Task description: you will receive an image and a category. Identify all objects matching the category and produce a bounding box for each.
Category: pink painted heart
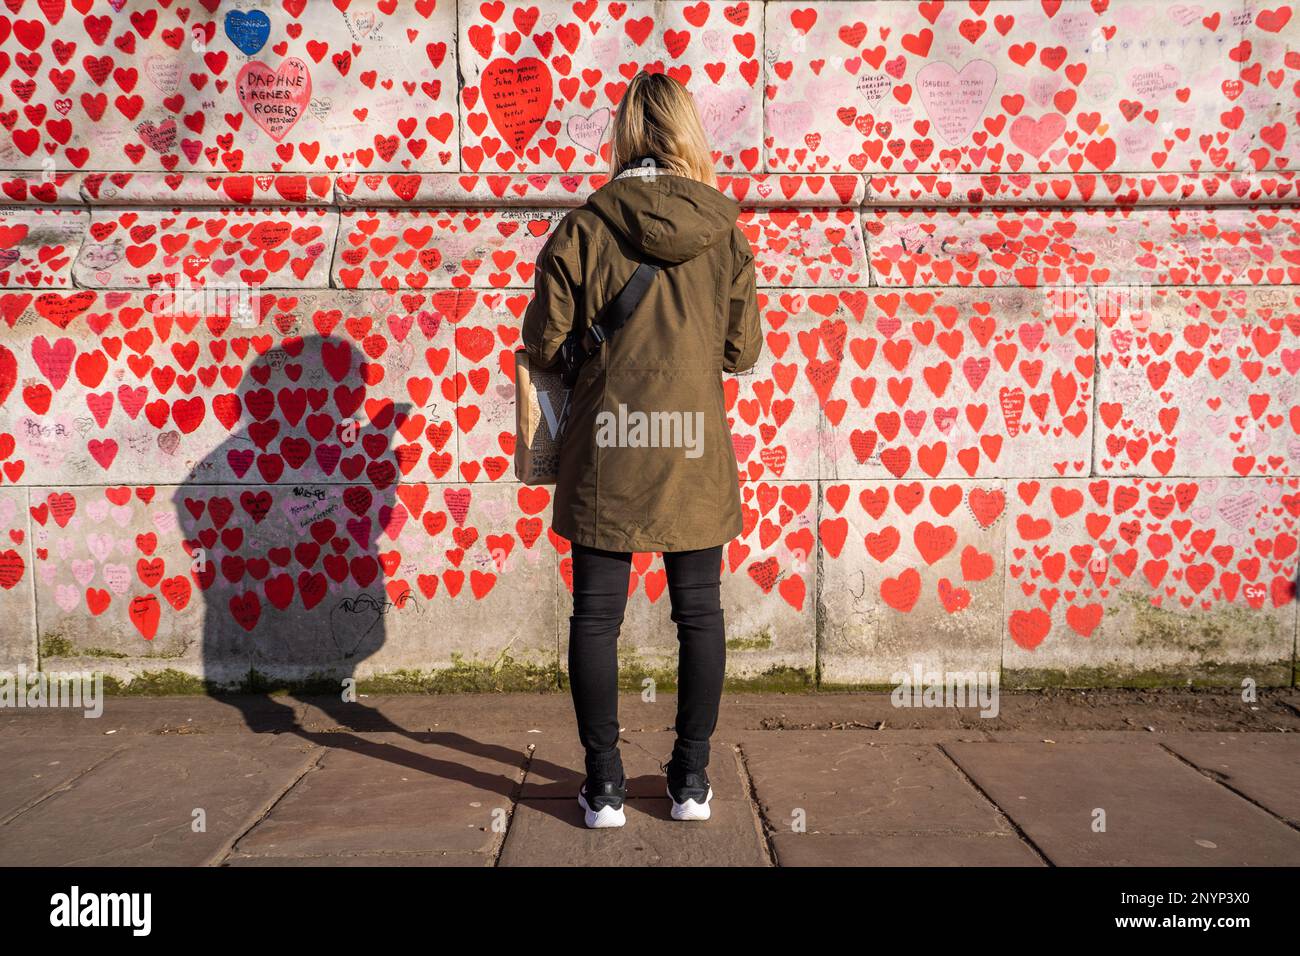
[236,58,313,142]
[1009,113,1066,158]
[138,119,177,154]
[32,336,75,390]
[915,59,997,145]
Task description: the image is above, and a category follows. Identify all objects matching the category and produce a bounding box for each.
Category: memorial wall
[0,0,1297,690]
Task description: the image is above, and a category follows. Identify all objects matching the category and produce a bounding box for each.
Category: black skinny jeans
[568,542,726,782]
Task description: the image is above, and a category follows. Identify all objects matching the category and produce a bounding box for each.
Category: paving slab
[739,732,1010,837]
[0,695,307,737]
[1,696,1297,867]
[519,732,744,801]
[8,688,1296,741]
[232,732,528,859]
[0,737,123,822]
[0,734,315,866]
[4,689,1298,741]
[964,690,1300,734]
[1162,735,1300,827]
[293,694,576,735]
[298,693,959,739]
[984,730,1197,744]
[717,692,969,732]
[499,796,769,867]
[770,832,1043,867]
[944,741,1300,866]
[500,742,767,866]
[223,851,488,867]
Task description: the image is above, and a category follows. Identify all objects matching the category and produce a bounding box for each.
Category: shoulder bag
[514,258,661,484]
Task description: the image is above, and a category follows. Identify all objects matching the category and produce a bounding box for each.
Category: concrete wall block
[82,173,336,206]
[73,208,338,289]
[817,287,1095,480]
[0,486,35,670]
[332,172,868,208]
[335,172,596,207]
[867,207,1300,288]
[461,287,824,489]
[747,208,870,287]
[554,478,817,684]
[0,1,460,173]
[457,0,765,174]
[333,207,870,291]
[764,0,1296,174]
[868,173,1300,208]
[334,208,562,290]
[448,288,823,487]
[1003,477,1300,685]
[353,481,559,679]
[30,485,215,677]
[30,481,557,687]
[819,479,1008,686]
[0,208,85,288]
[1095,286,1300,477]
[0,174,84,206]
[4,1,1295,178]
[0,291,459,487]
[0,0,1296,690]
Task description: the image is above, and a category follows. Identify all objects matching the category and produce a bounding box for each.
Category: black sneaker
[665,764,713,821]
[577,775,626,828]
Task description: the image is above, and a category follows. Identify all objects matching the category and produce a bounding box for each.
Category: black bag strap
[561,259,661,388]
[582,260,661,348]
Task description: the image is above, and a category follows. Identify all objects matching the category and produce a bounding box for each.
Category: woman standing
[522,71,762,828]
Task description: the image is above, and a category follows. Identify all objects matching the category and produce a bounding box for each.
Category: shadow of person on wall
[173,329,573,806]
[174,332,412,726]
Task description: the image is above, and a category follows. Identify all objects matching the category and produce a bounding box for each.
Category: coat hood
[584,173,740,265]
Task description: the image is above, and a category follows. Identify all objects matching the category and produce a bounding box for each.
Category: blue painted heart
[224,9,271,57]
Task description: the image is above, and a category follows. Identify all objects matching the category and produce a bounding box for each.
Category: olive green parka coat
[521,168,762,553]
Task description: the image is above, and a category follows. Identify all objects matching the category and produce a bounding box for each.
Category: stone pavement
[1,691,1298,867]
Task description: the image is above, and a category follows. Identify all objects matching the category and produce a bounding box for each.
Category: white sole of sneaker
[578,790,626,829]
[668,785,713,821]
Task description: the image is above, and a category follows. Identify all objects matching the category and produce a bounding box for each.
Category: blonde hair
[606,71,717,189]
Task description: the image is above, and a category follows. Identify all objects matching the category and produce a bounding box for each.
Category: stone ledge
[4,171,1298,209]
